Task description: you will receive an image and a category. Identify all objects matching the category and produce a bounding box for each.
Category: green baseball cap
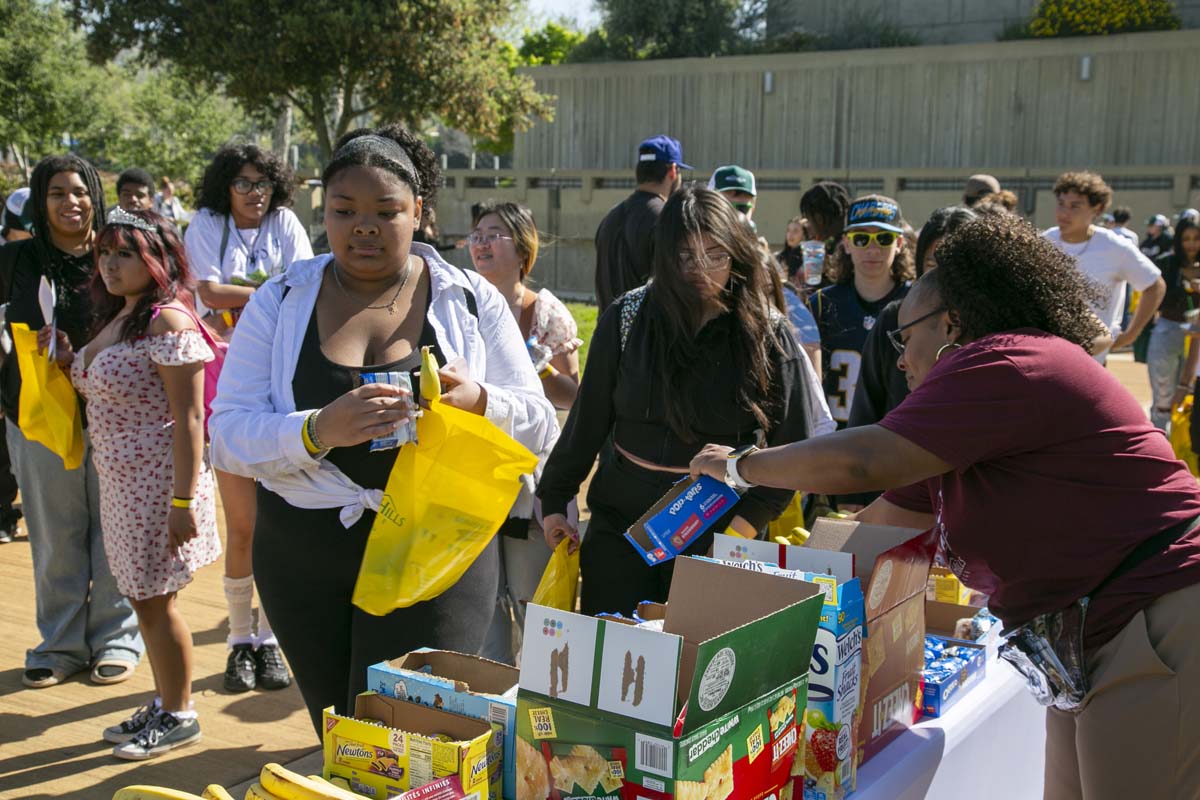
[708,165,757,197]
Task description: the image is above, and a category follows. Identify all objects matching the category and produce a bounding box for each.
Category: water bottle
[801,241,825,286]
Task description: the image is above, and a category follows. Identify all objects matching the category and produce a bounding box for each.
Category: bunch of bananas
[112,763,359,800]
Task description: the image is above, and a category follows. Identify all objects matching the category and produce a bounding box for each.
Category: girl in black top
[537,187,812,616]
[1,155,142,689]
[1155,218,1200,430]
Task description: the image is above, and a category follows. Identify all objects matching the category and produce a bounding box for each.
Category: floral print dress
[70,330,221,600]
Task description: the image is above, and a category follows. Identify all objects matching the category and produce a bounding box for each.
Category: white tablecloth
[853,659,1047,799]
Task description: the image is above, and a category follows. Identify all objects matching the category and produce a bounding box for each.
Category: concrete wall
[294,165,1200,301]
[513,31,1200,173]
[766,0,1200,44]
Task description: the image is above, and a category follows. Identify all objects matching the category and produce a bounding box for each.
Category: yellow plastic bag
[353,348,539,615]
[531,539,580,612]
[1170,396,1199,478]
[767,491,807,542]
[11,323,84,470]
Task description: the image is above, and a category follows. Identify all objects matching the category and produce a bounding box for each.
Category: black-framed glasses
[888,307,946,354]
[231,178,274,195]
[848,230,898,249]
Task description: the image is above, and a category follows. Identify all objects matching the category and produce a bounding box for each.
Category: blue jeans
[1148,320,1189,430]
[7,419,142,673]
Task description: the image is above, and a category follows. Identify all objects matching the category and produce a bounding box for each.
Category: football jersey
[808,281,908,426]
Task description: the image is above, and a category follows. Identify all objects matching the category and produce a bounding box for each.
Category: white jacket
[209,243,559,527]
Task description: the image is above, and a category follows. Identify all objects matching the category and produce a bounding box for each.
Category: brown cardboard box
[804,519,935,764]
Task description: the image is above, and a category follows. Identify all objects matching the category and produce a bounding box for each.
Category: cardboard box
[708,540,865,800]
[920,636,986,718]
[801,519,934,766]
[323,692,500,800]
[368,650,519,800]
[624,476,740,565]
[515,557,824,800]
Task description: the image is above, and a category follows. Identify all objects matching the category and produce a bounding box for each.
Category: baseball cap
[963,174,1001,202]
[845,196,904,233]
[1178,208,1200,226]
[1148,214,1170,227]
[2,187,31,232]
[708,165,757,197]
[637,135,692,170]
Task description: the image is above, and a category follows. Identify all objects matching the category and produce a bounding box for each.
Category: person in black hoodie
[0,155,142,689]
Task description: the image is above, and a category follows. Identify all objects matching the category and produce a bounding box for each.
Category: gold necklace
[332,257,414,315]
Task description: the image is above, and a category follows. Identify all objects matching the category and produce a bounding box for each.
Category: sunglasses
[847,231,899,249]
[887,307,946,354]
[231,178,274,195]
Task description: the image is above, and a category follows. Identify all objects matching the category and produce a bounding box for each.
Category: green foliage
[71,0,556,162]
[594,0,744,59]
[817,11,922,49]
[566,302,598,374]
[1028,0,1180,37]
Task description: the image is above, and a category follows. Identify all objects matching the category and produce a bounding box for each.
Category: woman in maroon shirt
[691,214,1200,799]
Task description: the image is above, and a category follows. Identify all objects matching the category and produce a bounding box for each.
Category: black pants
[579,453,736,617]
[0,415,19,509]
[253,485,499,737]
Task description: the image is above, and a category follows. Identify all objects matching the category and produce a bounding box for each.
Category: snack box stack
[515,556,825,800]
[919,636,986,719]
[322,692,501,800]
[367,650,519,800]
[710,539,865,800]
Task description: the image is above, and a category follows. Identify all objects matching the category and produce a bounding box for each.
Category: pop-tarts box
[368,649,518,800]
[624,476,740,565]
[711,536,866,799]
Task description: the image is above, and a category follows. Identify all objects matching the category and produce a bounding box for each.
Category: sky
[526,0,600,28]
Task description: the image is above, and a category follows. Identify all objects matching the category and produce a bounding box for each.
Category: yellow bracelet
[539,364,558,379]
[301,413,321,455]
[221,310,235,327]
[171,497,192,509]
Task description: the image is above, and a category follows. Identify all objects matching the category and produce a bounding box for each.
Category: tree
[594,0,744,59]
[71,0,556,162]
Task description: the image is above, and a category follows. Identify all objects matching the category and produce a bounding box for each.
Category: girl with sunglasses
[184,144,313,695]
[807,195,914,430]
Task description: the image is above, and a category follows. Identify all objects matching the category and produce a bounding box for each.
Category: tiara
[106,206,158,233]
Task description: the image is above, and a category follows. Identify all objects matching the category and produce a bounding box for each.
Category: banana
[201,787,236,800]
[113,788,207,800]
[260,763,359,800]
[419,346,440,404]
[244,783,280,800]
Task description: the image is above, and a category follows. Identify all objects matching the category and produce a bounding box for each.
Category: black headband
[334,134,422,196]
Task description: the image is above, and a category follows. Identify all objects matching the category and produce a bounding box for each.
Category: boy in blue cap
[593,135,691,312]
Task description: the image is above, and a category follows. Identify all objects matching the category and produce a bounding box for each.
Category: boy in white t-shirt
[1043,171,1164,364]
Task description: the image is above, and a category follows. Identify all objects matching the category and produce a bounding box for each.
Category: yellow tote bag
[352,348,539,615]
[531,539,580,612]
[1170,396,1199,478]
[11,323,84,470]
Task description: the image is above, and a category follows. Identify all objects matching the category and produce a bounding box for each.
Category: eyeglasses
[231,178,274,195]
[847,231,899,249]
[887,307,946,354]
[679,249,733,272]
[466,232,513,247]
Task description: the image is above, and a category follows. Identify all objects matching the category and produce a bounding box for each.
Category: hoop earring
[935,343,962,361]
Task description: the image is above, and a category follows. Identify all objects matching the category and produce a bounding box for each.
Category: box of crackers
[515,556,824,800]
[368,649,519,800]
[703,547,865,800]
[322,692,501,800]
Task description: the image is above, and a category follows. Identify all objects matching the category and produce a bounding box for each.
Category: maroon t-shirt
[879,330,1200,650]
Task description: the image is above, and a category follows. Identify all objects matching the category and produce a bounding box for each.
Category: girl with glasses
[537,187,814,616]
[184,144,313,695]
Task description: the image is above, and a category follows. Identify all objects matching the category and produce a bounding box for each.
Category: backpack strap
[218,215,231,269]
[619,284,648,351]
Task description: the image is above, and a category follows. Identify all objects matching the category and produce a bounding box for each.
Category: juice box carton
[515,556,824,800]
[624,476,740,565]
[323,692,500,800]
[368,650,519,800]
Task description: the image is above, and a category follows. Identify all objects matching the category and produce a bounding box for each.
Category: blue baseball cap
[845,196,904,234]
[637,135,692,170]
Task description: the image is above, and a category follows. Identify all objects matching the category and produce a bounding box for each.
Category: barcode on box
[634,733,673,778]
[488,702,510,727]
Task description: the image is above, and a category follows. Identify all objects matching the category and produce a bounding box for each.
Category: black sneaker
[223,643,256,692]
[103,701,157,744]
[0,506,21,543]
[112,710,201,760]
[254,643,292,691]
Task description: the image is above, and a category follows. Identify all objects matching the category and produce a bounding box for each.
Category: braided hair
[28,154,106,254]
[799,181,850,242]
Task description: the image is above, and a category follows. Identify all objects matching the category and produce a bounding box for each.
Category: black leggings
[579,453,736,617]
[253,485,499,737]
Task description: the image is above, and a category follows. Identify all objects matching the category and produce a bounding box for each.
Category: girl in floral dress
[50,207,219,760]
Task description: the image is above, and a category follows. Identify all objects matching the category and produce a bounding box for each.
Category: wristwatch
[725,445,759,490]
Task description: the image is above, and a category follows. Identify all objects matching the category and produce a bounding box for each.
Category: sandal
[90,659,136,685]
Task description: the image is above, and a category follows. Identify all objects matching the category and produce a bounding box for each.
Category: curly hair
[196,143,294,215]
[932,214,1107,350]
[322,123,440,216]
[914,206,977,277]
[1053,171,1112,211]
[649,186,782,441]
